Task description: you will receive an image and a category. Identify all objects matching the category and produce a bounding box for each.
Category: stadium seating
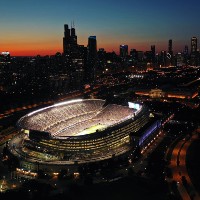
[18,99,136,138]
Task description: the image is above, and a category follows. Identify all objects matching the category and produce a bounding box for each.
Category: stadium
[8,99,161,174]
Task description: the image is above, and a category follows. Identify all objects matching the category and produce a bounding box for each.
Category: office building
[168,39,173,55]
[190,37,198,66]
[86,36,97,83]
[191,37,198,53]
[63,23,78,56]
[120,45,128,61]
[151,45,156,66]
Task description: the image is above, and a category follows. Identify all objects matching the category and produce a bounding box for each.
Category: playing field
[76,124,107,136]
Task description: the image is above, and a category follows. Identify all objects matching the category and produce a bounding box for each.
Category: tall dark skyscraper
[183,45,189,65]
[88,36,97,59]
[151,45,155,55]
[86,36,97,83]
[63,23,78,55]
[184,45,189,55]
[160,51,167,67]
[130,49,137,60]
[70,25,78,53]
[151,45,155,65]
[167,39,173,66]
[62,23,86,89]
[120,45,128,61]
[71,27,76,38]
[190,37,198,66]
[63,24,71,55]
[168,39,173,55]
[176,52,184,67]
[191,37,197,53]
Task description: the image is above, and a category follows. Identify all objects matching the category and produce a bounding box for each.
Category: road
[168,133,200,200]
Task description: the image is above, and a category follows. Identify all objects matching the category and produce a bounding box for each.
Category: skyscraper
[70,25,78,53]
[151,45,155,65]
[184,45,189,55]
[167,39,173,66]
[63,23,78,55]
[88,36,97,59]
[63,24,71,55]
[62,23,85,89]
[183,45,189,66]
[168,39,173,55]
[191,37,197,53]
[120,45,128,61]
[130,49,137,61]
[160,51,167,67]
[151,45,155,55]
[176,52,184,67]
[86,36,97,83]
[190,37,198,66]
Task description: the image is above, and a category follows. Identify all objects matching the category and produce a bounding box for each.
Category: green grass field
[76,124,106,136]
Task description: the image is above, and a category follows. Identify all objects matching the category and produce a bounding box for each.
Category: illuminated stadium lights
[8,99,162,174]
[27,105,54,117]
[27,99,83,117]
[128,102,141,110]
[19,100,137,138]
[53,99,83,107]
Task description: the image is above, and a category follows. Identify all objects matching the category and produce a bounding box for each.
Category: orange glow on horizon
[0,45,121,56]
[0,42,62,56]
[0,36,172,56]
[6,49,62,57]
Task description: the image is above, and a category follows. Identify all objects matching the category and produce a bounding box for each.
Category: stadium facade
[8,99,161,176]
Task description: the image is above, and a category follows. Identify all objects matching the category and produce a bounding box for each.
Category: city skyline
[1,0,200,56]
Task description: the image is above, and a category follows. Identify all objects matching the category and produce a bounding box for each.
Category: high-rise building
[183,45,189,66]
[0,51,10,63]
[130,49,137,60]
[151,45,155,65]
[86,36,97,83]
[88,36,97,59]
[190,37,198,66]
[63,23,78,56]
[62,23,85,89]
[63,24,71,55]
[70,26,78,54]
[168,39,173,55]
[166,39,173,66]
[145,51,153,63]
[191,37,198,53]
[151,45,155,56]
[137,51,144,62]
[120,45,128,61]
[160,51,166,67]
[97,48,106,75]
[184,45,189,55]
[97,48,106,63]
[176,52,184,67]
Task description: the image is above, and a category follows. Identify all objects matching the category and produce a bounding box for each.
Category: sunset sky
[1,0,200,56]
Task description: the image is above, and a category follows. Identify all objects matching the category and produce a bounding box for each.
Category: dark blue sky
[0,0,200,55]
